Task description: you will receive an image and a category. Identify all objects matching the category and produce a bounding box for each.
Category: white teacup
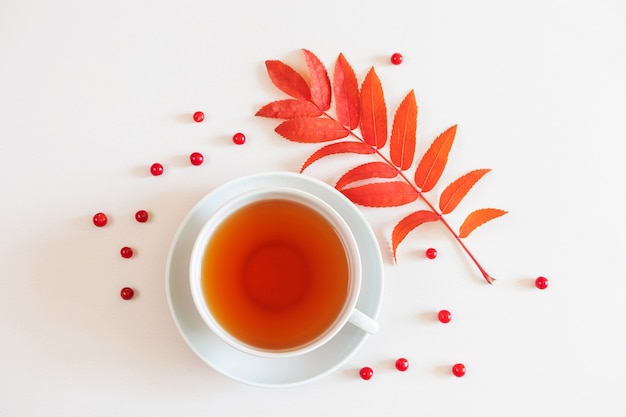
[189,186,378,358]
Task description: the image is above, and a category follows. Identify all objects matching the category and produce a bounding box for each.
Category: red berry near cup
[438,309,452,323]
[120,246,133,259]
[150,162,164,176]
[135,210,149,223]
[232,132,246,145]
[359,366,373,380]
[189,152,204,166]
[426,247,437,259]
[395,358,409,371]
[452,363,466,377]
[535,276,549,290]
[92,212,108,227]
[193,111,205,123]
[390,52,404,65]
[120,287,134,300]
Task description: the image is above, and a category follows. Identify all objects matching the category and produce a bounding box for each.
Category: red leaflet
[300,141,375,172]
[439,169,491,214]
[335,162,398,191]
[255,99,322,119]
[303,49,331,111]
[414,125,457,192]
[391,210,440,259]
[333,54,360,130]
[459,208,508,238]
[390,90,417,170]
[275,117,349,143]
[265,60,311,101]
[360,68,387,149]
[341,181,419,208]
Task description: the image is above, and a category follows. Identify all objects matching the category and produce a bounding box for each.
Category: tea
[201,198,350,352]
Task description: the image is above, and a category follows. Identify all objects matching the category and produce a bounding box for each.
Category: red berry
[535,276,549,290]
[395,358,409,371]
[359,366,373,380]
[135,210,149,223]
[426,247,437,259]
[193,111,205,123]
[92,212,108,227]
[189,152,204,166]
[120,287,135,300]
[390,52,404,65]
[150,163,164,176]
[452,363,466,377]
[232,132,246,145]
[438,309,452,323]
[120,246,133,259]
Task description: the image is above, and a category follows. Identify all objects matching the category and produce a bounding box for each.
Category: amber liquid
[201,199,350,352]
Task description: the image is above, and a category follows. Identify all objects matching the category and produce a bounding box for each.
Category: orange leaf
[390,90,418,169]
[333,53,360,130]
[303,49,331,111]
[459,208,507,238]
[360,68,387,149]
[335,162,398,191]
[341,181,418,208]
[391,210,440,259]
[300,141,375,172]
[439,169,491,214]
[414,124,457,192]
[265,60,311,100]
[255,99,322,119]
[275,117,349,143]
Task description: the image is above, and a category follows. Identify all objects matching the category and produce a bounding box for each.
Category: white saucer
[165,172,384,387]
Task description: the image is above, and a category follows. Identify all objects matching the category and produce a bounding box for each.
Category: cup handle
[348,308,379,334]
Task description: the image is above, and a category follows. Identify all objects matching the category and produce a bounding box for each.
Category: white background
[1,0,625,415]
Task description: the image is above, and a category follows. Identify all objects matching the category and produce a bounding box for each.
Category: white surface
[167,172,383,385]
[1,0,625,415]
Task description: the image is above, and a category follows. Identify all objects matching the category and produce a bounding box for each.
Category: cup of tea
[189,186,378,358]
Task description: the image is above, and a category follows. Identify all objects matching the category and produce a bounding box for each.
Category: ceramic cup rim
[188,186,362,358]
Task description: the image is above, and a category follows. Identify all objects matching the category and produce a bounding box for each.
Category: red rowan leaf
[390,90,418,169]
[391,210,440,259]
[275,117,349,143]
[341,181,418,208]
[459,208,507,238]
[360,68,387,148]
[265,60,311,100]
[414,124,457,192]
[303,49,331,111]
[335,162,398,191]
[300,141,375,172]
[333,54,360,130]
[257,51,508,284]
[255,99,322,119]
[439,169,491,214]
